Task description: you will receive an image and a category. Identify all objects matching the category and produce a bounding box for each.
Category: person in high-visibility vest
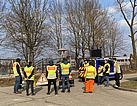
[84,60,89,68]
[97,65,104,85]
[83,61,96,93]
[113,58,123,87]
[46,60,58,95]
[103,59,110,87]
[13,58,22,94]
[24,61,35,96]
[59,58,72,93]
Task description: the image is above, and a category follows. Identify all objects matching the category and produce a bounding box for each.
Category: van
[78,58,115,82]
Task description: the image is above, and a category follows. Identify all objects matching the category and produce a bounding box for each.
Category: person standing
[113,58,123,87]
[13,58,22,94]
[59,58,72,93]
[46,60,58,95]
[103,59,110,87]
[97,65,104,85]
[83,61,96,93]
[24,61,35,96]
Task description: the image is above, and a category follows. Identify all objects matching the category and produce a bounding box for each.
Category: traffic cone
[69,73,73,80]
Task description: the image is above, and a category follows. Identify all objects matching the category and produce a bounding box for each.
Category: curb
[113,86,137,93]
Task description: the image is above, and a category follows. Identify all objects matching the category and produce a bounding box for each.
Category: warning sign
[36,73,48,85]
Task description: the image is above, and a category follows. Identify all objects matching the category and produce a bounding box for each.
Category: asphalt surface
[0,73,137,106]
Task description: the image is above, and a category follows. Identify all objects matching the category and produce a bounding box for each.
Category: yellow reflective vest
[98,66,104,76]
[103,63,110,74]
[114,61,121,74]
[61,63,70,75]
[24,66,34,80]
[13,62,22,76]
[84,66,96,79]
[47,65,57,79]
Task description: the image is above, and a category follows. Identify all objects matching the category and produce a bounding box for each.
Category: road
[0,73,137,106]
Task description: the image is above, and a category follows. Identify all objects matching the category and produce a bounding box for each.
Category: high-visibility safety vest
[114,61,121,74]
[98,66,104,76]
[84,63,89,67]
[84,66,96,79]
[61,63,70,75]
[103,63,110,74]
[24,66,34,80]
[13,62,22,76]
[47,65,57,79]
[84,63,89,70]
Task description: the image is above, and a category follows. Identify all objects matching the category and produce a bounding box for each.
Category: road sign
[36,73,48,85]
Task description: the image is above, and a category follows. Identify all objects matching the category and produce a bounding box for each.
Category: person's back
[24,62,35,96]
[46,60,58,95]
[60,58,72,93]
[83,61,96,93]
[60,58,71,76]
[85,65,96,79]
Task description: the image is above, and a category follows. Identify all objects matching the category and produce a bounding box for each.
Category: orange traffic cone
[69,73,73,80]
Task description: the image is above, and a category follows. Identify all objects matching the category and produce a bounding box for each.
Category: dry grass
[0,78,15,87]
[121,80,137,89]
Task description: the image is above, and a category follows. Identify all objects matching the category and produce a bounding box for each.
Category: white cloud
[107,6,117,14]
[118,19,128,27]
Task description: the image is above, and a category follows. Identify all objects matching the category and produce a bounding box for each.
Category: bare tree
[0,0,6,42]
[104,20,124,57]
[2,0,50,63]
[116,0,137,69]
[65,0,107,58]
[47,0,65,57]
[64,0,88,68]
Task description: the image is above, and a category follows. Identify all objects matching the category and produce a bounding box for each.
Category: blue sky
[99,0,116,8]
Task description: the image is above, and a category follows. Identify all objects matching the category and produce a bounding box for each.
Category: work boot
[61,90,65,93]
[47,92,50,95]
[26,94,29,96]
[67,90,70,93]
[32,93,35,96]
[15,91,21,94]
[55,92,58,95]
[83,91,88,93]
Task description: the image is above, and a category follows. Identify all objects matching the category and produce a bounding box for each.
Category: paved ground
[0,73,137,106]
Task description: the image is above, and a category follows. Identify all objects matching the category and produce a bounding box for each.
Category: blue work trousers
[61,75,70,91]
[98,76,103,85]
[14,76,21,92]
[104,75,109,86]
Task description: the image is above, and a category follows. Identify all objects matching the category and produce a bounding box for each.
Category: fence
[0,58,130,75]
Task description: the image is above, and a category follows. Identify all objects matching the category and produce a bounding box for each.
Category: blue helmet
[49,59,54,64]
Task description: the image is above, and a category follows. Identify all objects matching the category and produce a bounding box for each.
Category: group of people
[13,58,35,96]
[13,57,122,96]
[45,58,72,95]
[13,58,72,96]
[83,58,123,93]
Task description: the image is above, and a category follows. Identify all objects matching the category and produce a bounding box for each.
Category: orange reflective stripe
[13,64,16,67]
[25,70,31,74]
[62,67,69,70]
[87,71,94,74]
[48,67,56,70]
